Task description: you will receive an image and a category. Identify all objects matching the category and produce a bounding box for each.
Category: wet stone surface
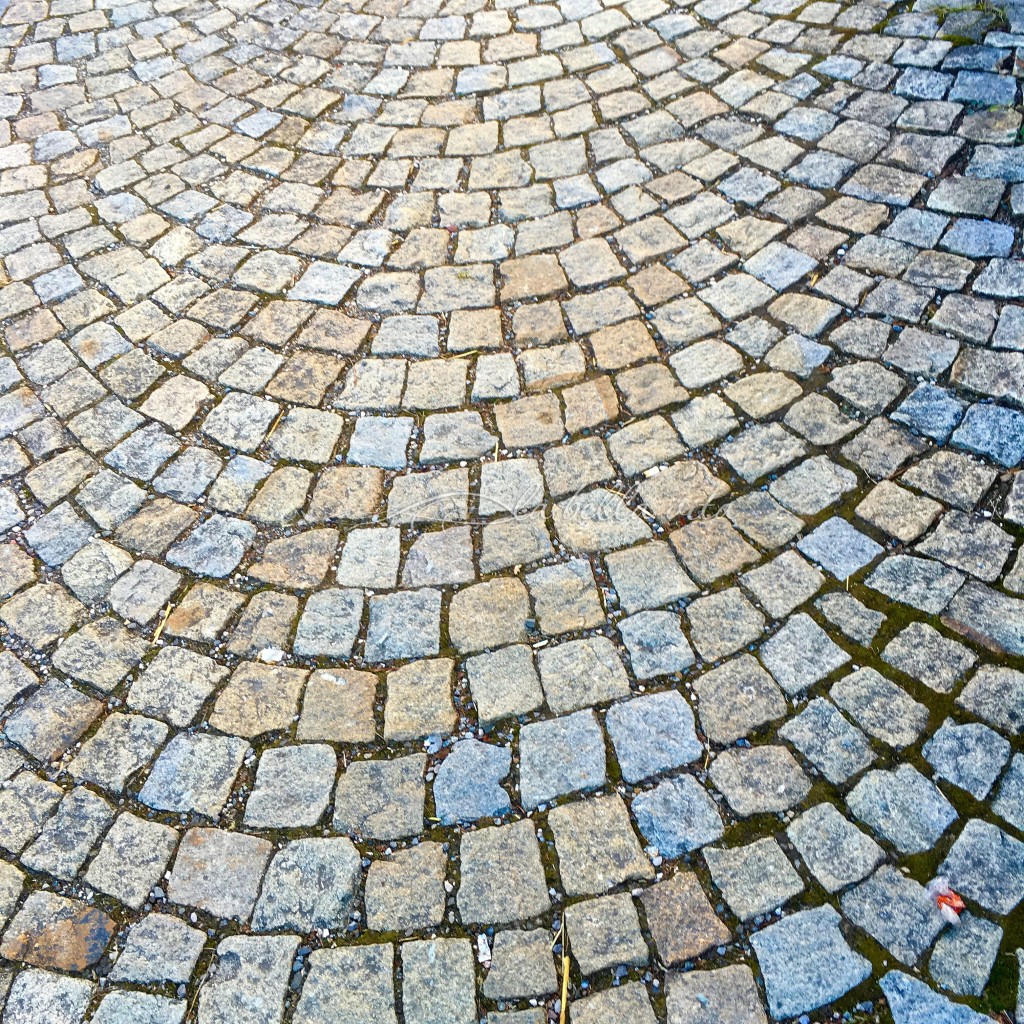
[0,0,1022,1019]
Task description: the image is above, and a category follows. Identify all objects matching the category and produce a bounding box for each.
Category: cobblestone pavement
[0,0,1023,1018]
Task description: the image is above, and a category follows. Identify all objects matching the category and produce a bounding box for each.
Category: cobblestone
[0,0,1021,1016]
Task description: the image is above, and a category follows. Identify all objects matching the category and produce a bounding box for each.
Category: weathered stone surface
[458,819,550,925]
[787,803,883,893]
[210,662,307,739]
[929,912,1002,998]
[402,938,477,1024]
[750,906,871,1019]
[365,842,447,932]
[707,837,804,921]
[841,866,945,965]
[128,647,229,727]
[847,765,957,854]
[667,966,767,1024]
[880,971,990,1024]
[5,4,1024,1013]
[642,871,731,966]
[566,892,648,974]
[110,913,206,985]
[695,655,787,743]
[168,828,273,921]
[433,738,511,823]
[333,754,425,840]
[940,819,1024,915]
[549,794,654,896]
[252,838,361,931]
[0,891,114,972]
[294,945,396,1024]
[21,787,113,881]
[244,745,336,828]
[140,733,248,818]
[709,746,810,817]
[200,935,298,1024]
[85,812,179,911]
[3,970,95,1024]
[632,774,725,858]
[956,665,1024,735]
[482,929,557,1000]
[605,691,701,783]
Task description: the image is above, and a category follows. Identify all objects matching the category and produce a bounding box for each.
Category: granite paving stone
[750,905,871,1019]
[847,765,958,854]
[631,774,725,858]
[667,966,767,1024]
[940,819,1024,915]
[841,865,946,965]
[705,838,804,921]
[880,971,990,1024]
[365,843,447,933]
[709,745,811,816]
[549,794,654,896]
[252,838,362,932]
[929,912,1003,998]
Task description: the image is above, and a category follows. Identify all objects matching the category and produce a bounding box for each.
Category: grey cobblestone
[1,0,1022,1015]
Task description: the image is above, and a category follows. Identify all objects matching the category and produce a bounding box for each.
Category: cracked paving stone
[706,837,804,921]
[210,662,307,739]
[642,871,730,966]
[536,636,630,714]
[882,622,976,694]
[880,970,990,1024]
[631,774,725,859]
[760,613,851,695]
[923,718,1010,800]
[830,667,929,749]
[251,837,361,932]
[950,663,1024,737]
[686,588,766,661]
[694,655,788,744]
[779,698,877,785]
[127,647,229,728]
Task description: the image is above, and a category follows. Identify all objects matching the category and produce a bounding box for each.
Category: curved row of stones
[0,0,1022,1019]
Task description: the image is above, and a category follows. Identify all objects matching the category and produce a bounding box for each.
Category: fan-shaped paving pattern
[0,0,1022,1019]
